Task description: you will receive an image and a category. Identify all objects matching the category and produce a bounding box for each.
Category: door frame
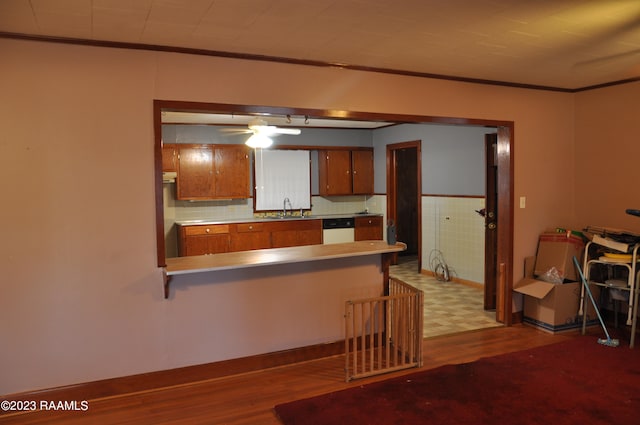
[154,100,514,325]
[386,141,422,270]
[495,126,513,324]
[484,133,498,312]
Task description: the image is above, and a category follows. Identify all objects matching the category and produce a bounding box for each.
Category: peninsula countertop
[165,240,406,276]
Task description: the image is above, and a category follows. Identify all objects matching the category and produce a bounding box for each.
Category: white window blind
[254,149,311,211]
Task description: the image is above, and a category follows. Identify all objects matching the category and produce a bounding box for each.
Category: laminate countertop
[165,240,406,276]
[174,213,382,226]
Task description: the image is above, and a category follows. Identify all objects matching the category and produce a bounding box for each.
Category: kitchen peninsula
[162,241,405,365]
[164,240,405,296]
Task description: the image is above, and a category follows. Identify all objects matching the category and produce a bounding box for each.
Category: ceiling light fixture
[245,133,273,149]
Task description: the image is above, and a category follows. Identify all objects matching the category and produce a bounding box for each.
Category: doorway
[386,141,421,270]
[386,132,505,329]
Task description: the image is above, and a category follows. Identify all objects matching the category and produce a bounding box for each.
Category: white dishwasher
[322,217,355,244]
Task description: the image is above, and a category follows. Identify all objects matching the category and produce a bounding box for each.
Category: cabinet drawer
[235,222,264,233]
[355,216,383,227]
[355,216,383,241]
[183,224,230,236]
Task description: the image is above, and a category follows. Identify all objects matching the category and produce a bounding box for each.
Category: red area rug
[275,337,640,425]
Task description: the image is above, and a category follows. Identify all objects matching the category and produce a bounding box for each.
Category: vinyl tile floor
[390,256,503,339]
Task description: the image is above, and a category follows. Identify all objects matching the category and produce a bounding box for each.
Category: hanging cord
[431,202,452,282]
[429,249,452,282]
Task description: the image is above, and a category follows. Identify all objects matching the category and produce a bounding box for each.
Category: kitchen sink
[264,215,306,219]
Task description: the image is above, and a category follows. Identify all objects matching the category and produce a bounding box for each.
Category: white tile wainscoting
[422,196,486,285]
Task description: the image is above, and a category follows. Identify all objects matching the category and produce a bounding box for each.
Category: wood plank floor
[0,326,579,425]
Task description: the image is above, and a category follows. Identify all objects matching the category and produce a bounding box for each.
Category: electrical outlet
[519,196,526,209]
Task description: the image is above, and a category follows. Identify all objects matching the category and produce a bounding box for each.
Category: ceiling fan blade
[243,118,301,137]
[272,128,301,135]
[250,124,301,136]
[573,48,640,68]
[219,128,252,134]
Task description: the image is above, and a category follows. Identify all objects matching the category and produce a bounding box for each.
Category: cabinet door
[177,145,215,200]
[269,220,322,248]
[352,150,374,195]
[179,224,230,256]
[270,230,299,248]
[319,150,352,195]
[355,216,383,241]
[182,235,210,256]
[214,145,250,198]
[162,144,178,172]
[230,223,271,252]
[296,228,323,246]
[297,219,323,246]
[183,234,230,256]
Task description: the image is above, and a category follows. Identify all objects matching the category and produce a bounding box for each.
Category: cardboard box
[534,231,585,282]
[515,257,599,333]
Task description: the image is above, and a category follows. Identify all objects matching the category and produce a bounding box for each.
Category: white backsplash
[163,183,382,257]
[164,183,376,222]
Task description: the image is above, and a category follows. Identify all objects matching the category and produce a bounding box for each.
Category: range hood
[163,171,177,183]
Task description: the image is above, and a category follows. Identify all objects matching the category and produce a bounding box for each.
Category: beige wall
[2,37,631,395]
[574,82,640,231]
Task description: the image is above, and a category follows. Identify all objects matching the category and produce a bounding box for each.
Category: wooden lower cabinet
[354,216,384,241]
[230,223,271,252]
[179,224,231,256]
[269,220,323,249]
[179,219,323,256]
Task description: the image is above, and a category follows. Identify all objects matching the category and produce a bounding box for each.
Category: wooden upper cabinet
[176,144,250,200]
[162,143,178,172]
[318,150,353,195]
[318,149,374,196]
[352,150,374,195]
[214,144,250,199]
[177,144,215,200]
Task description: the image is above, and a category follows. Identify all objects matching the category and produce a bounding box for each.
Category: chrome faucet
[283,197,292,217]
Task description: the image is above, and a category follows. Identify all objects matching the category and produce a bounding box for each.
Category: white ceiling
[1,0,639,90]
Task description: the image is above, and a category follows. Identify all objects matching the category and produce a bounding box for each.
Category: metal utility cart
[580,216,640,348]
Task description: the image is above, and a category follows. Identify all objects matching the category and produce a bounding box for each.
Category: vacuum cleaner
[573,256,619,347]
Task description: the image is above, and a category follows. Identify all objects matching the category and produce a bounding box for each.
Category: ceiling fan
[573,48,640,70]
[570,9,640,71]
[221,117,301,148]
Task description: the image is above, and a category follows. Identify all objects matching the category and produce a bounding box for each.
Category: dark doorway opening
[396,148,419,256]
[386,141,421,270]
[484,133,498,311]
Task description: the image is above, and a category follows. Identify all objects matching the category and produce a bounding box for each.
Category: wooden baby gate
[344,277,423,381]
